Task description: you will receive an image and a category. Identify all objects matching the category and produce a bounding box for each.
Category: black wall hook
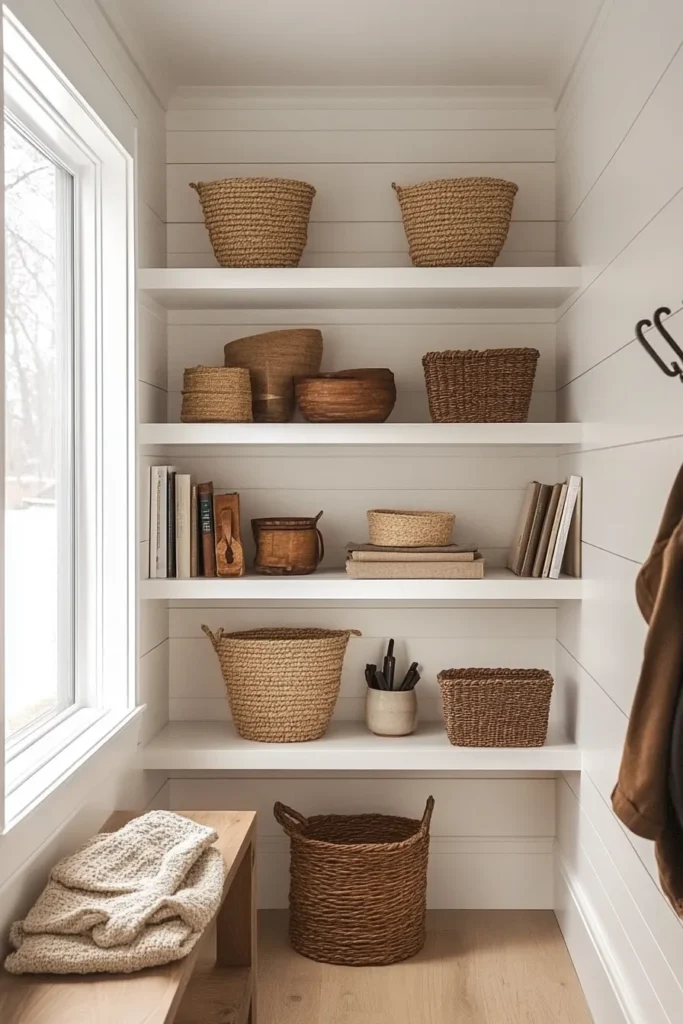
[636,305,683,382]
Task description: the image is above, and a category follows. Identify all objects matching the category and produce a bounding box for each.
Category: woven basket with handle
[438,668,553,747]
[422,348,539,423]
[392,176,518,266]
[202,626,360,743]
[274,796,434,965]
[190,177,315,267]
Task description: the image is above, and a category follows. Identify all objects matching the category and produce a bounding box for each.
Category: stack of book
[345,543,484,579]
[149,469,245,579]
[507,475,582,579]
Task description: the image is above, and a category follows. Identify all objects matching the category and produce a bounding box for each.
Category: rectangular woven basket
[422,348,540,423]
[438,668,553,747]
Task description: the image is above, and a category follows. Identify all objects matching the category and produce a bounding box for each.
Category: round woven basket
[422,348,539,423]
[190,177,315,267]
[367,509,455,547]
[438,668,553,747]
[224,329,323,422]
[274,796,434,965]
[202,626,360,742]
[180,366,253,423]
[392,177,518,266]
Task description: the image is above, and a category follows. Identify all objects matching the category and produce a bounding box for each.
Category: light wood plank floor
[257,910,592,1024]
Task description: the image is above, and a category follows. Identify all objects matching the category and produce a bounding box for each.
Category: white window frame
[1,11,136,828]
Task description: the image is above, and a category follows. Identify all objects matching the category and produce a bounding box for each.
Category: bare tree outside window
[4,119,75,741]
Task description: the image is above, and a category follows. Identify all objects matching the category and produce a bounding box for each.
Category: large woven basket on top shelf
[438,668,553,747]
[367,509,455,547]
[392,176,518,266]
[224,329,323,422]
[190,177,315,267]
[274,796,434,965]
[180,366,253,423]
[422,348,539,423]
[202,626,360,743]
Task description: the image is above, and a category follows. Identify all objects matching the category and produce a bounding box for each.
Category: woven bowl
[367,509,455,547]
[224,329,323,422]
[438,668,554,747]
[180,366,253,423]
[190,177,316,267]
[296,369,396,423]
[422,348,539,423]
[392,177,518,267]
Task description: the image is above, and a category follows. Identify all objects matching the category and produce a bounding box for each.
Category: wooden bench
[0,810,257,1024]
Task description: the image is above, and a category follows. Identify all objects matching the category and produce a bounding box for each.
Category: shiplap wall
[0,0,168,951]
[552,2,683,1021]
[162,91,565,909]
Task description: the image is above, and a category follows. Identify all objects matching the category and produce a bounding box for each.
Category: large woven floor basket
[392,177,518,266]
[422,348,539,423]
[190,177,315,267]
[202,626,360,743]
[438,669,553,747]
[274,796,434,965]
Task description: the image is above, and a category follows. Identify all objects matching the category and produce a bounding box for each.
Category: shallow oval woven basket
[224,329,323,422]
[422,348,539,423]
[367,509,455,547]
[180,366,253,423]
[392,176,518,266]
[274,796,434,965]
[202,626,360,742]
[438,668,554,748]
[190,177,315,267]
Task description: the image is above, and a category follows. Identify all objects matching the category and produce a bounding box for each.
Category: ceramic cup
[365,687,418,736]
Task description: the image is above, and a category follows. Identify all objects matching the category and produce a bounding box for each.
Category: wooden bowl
[295,369,396,423]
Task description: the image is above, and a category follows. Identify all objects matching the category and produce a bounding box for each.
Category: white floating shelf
[139,421,584,448]
[140,569,584,601]
[139,266,582,310]
[141,721,581,772]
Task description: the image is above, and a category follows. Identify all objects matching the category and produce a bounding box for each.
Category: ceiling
[98,0,604,103]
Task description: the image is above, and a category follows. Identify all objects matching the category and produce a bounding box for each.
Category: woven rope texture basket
[438,669,553,748]
[422,348,539,423]
[367,509,455,547]
[274,796,434,965]
[224,329,323,422]
[202,626,360,743]
[190,177,315,267]
[392,177,518,266]
[180,366,253,423]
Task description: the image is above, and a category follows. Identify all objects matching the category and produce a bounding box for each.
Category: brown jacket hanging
[612,464,683,914]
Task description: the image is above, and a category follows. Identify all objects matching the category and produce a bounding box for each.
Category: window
[1,12,135,820]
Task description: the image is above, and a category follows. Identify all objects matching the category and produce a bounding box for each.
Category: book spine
[149,467,160,579]
[197,482,216,577]
[176,475,191,580]
[520,483,552,577]
[167,470,177,578]
[190,484,198,578]
[549,476,582,579]
[156,466,168,578]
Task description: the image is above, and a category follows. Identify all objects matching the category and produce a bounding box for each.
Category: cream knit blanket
[4,811,226,975]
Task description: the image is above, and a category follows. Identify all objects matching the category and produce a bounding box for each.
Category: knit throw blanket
[4,811,226,975]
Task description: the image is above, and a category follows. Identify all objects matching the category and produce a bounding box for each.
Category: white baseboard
[554,850,639,1024]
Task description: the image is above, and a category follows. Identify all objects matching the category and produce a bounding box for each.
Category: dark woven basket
[274,797,434,965]
[438,669,553,747]
[422,348,539,423]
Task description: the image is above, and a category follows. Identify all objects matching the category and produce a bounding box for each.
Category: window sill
[4,706,144,829]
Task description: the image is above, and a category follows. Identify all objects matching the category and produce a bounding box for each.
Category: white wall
[0,0,168,950]
[553,2,683,1021]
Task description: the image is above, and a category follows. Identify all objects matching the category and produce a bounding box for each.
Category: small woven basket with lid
[438,668,553,747]
[422,348,539,423]
[274,796,434,965]
[180,366,253,423]
[202,626,360,743]
[392,176,518,266]
[190,177,315,267]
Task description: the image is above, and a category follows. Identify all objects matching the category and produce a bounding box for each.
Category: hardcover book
[197,482,217,578]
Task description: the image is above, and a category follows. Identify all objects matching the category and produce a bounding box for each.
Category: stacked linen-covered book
[345,543,485,579]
